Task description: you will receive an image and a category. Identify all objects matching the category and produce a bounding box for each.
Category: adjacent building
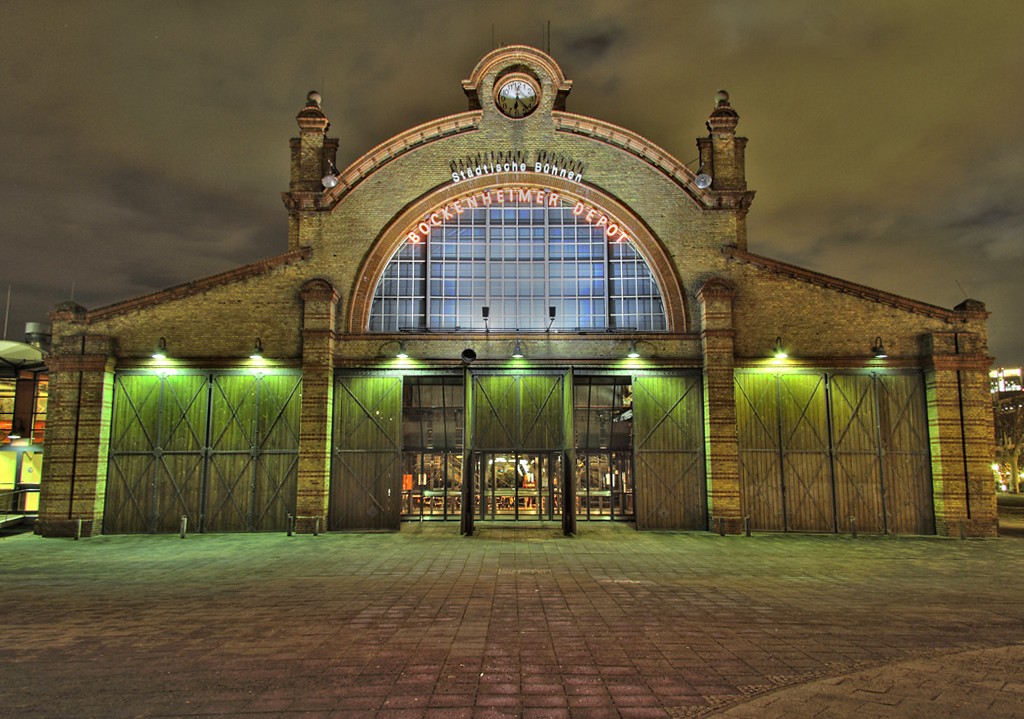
[38,46,997,538]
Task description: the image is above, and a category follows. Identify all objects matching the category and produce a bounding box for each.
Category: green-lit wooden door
[330,375,403,530]
[778,374,834,532]
[105,371,300,534]
[632,374,705,530]
[875,374,933,534]
[734,372,785,530]
[106,373,208,533]
[205,374,301,532]
[736,371,933,534]
[829,374,886,533]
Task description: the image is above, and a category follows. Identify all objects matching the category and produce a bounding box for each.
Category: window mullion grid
[424,223,433,331]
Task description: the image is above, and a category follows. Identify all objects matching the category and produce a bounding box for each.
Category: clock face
[496,76,539,118]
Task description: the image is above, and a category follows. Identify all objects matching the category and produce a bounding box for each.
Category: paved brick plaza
[2,522,1023,718]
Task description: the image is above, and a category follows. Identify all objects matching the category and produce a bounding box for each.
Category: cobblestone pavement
[1,517,1023,719]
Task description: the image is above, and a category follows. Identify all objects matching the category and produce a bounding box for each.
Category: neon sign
[403,186,631,246]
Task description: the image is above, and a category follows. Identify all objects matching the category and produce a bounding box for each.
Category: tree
[994,394,1024,493]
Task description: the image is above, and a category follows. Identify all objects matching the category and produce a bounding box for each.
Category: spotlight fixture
[772,337,788,360]
[250,338,264,361]
[627,339,640,359]
[396,340,409,359]
[152,337,168,360]
[512,338,524,359]
[321,161,340,189]
[482,306,490,333]
[871,337,888,359]
[689,158,713,189]
[547,306,556,332]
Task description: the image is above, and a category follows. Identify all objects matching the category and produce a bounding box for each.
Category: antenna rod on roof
[3,284,10,340]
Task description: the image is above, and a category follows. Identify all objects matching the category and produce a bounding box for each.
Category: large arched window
[368,192,667,332]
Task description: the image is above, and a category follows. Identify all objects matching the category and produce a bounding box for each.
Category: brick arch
[346,174,687,334]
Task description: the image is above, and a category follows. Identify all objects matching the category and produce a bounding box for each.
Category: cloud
[1,0,1022,365]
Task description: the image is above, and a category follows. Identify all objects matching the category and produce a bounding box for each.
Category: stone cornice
[725,247,985,323]
[552,112,755,211]
[85,247,312,322]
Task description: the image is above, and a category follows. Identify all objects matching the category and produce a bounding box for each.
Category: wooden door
[471,374,564,451]
[829,374,885,533]
[206,374,300,532]
[330,375,403,530]
[632,374,705,529]
[876,374,934,534]
[106,373,208,533]
[735,373,785,530]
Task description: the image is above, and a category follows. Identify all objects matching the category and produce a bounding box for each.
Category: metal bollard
[717,517,725,536]
[287,513,294,537]
[850,516,857,539]
[959,520,967,540]
[313,516,320,536]
[743,516,751,537]
[75,518,83,541]
[180,515,188,538]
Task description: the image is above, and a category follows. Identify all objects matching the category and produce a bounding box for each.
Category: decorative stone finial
[707,89,739,135]
[297,90,329,133]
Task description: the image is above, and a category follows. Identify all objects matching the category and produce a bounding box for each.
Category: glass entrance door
[474,451,562,520]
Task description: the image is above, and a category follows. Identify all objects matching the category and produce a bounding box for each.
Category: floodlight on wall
[687,157,713,190]
[482,306,490,332]
[871,337,888,359]
[321,161,340,189]
[250,338,264,361]
[396,340,409,359]
[547,306,556,332]
[512,338,524,359]
[152,337,168,360]
[772,337,788,359]
[627,339,640,359]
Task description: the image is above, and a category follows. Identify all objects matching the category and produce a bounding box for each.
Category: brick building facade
[37,46,997,538]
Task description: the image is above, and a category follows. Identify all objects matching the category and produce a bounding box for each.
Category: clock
[495,74,540,118]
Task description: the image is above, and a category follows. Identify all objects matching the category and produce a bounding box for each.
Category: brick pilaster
[925,332,997,537]
[37,331,116,538]
[698,278,742,534]
[294,279,339,533]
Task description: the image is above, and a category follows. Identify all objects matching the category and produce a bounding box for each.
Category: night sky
[3,1,1022,364]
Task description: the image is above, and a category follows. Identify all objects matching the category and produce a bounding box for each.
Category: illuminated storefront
[38,46,997,538]
[1,341,47,526]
